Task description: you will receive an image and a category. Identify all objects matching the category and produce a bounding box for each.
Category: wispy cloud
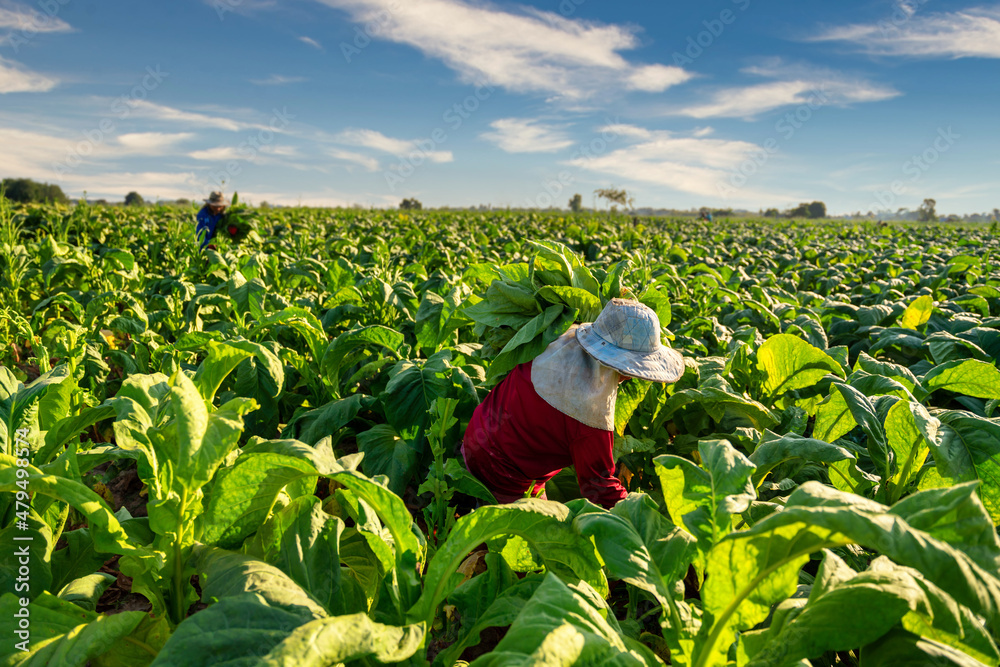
[249,74,307,85]
[0,55,58,93]
[334,128,453,162]
[117,132,194,153]
[129,101,263,131]
[299,35,324,50]
[327,147,380,171]
[567,123,790,203]
[813,6,1000,58]
[315,0,691,100]
[668,62,898,119]
[0,0,72,34]
[481,118,573,153]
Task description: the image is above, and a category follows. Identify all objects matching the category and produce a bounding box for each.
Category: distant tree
[763,208,779,218]
[992,208,1000,222]
[807,201,826,218]
[568,193,583,212]
[1,177,69,204]
[175,198,191,206]
[258,201,271,209]
[787,202,810,218]
[917,198,937,222]
[712,208,733,218]
[399,198,422,210]
[945,214,960,223]
[94,199,108,206]
[124,191,145,207]
[594,187,633,212]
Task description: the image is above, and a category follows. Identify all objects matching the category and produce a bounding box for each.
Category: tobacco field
[2,198,1000,666]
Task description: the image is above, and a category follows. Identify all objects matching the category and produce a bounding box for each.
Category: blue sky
[0,0,997,215]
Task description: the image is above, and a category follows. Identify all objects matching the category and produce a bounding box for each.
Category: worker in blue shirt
[196,191,229,250]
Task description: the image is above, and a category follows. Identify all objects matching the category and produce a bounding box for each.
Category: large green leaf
[922,359,1000,401]
[654,439,756,552]
[883,400,939,503]
[148,593,314,667]
[257,613,425,667]
[748,431,856,488]
[0,592,145,667]
[695,482,1000,667]
[898,294,935,330]
[408,499,606,625]
[756,334,844,399]
[922,410,1000,523]
[194,546,328,619]
[467,574,660,667]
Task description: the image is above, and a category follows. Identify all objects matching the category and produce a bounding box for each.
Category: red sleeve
[568,421,627,509]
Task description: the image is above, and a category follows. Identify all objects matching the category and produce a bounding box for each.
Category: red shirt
[461,361,627,509]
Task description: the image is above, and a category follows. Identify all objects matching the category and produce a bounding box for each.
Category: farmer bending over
[195,191,229,251]
[462,299,684,509]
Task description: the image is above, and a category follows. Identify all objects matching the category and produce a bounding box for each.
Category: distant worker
[195,191,229,251]
[461,299,684,509]
[699,209,713,223]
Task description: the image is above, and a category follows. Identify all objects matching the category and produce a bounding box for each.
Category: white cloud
[117,132,194,153]
[669,63,898,119]
[568,123,791,203]
[0,1,72,34]
[250,74,307,85]
[481,118,573,153]
[189,146,241,161]
[299,35,323,50]
[0,55,57,93]
[129,101,258,131]
[327,148,380,171]
[813,6,1000,58]
[58,171,200,200]
[334,128,453,162]
[626,65,691,92]
[315,0,691,99]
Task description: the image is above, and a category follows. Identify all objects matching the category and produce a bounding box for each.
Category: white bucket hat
[576,298,684,383]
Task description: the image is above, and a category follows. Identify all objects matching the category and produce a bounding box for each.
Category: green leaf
[756,334,844,399]
[0,592,145,667]
[923,411,1000,524]
[321,326,403,392]
[356,425,417,496]
[257,613,425,666]
[195,546,328,620]
[408,499,606,626]
[487,305,577,381]
[654,439,756,552]
[922,359,1000,400]
[575,493,696,608]
[467,574,660,667]
[748,431,856,488]
[898,294,935,330]
[536,286,602,322]
[884,401,938,503]
[861,628,993,667]
[834,383,891,478]
[56,573,116,612]
[696,482,1000,667]
[192,341,255,404]
[148,593,314,667]
[280,394,369,447]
